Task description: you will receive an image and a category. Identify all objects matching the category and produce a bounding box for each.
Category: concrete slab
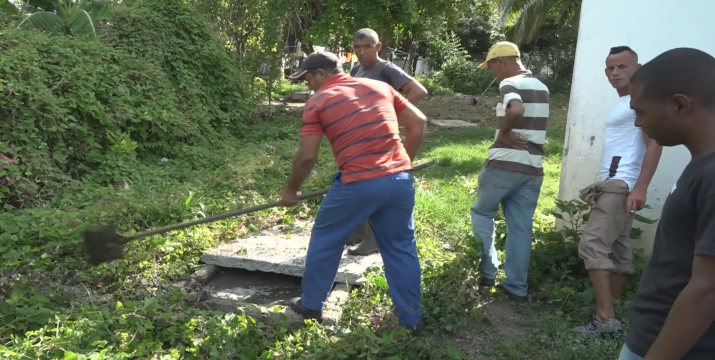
[430,119,480,128]
[201,268,351,328]
[191,264,221,285]
[201,234,383,285]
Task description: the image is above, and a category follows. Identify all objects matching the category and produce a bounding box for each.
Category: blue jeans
[301,171,422,328]
[618,344,644,360]
[470,167,543,297]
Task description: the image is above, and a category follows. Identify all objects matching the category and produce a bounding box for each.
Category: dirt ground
[449,299,530,359]
[261,93,502,127]
[419,94,501,127]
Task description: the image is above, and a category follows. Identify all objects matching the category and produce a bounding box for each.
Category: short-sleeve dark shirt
[350,59,415,91]
[626,150,715,359]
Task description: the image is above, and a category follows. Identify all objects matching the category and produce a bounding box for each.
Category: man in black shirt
[620,47,715,360]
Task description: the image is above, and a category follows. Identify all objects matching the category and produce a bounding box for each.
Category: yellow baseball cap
[479,41,521,68]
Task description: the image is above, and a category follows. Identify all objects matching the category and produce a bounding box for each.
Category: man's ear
[671,94,692,115]
[375,42,382,52]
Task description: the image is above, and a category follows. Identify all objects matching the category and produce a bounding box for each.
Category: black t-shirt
[626,150,715,359]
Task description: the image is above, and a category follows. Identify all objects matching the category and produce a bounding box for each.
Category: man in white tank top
[574,46,663,339]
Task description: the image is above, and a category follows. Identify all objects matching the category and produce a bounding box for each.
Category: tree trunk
[378,25,392,59]
[405,39,418,76]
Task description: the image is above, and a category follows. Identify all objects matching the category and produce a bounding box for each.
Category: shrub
[102,0,253,139]
[0,0,254,208]
[415,75,454,96]
[1,29,178,206]
[441,57,498,96]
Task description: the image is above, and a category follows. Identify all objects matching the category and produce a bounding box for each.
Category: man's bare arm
[502,100,525,132]
[286,135,322,192]
[633,132,663,192]
[644,254,715,360]
[401,80,428,105]
[396,102,427,161]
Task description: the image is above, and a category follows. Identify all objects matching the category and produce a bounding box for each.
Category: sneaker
[479,278,496,287]
[573,316,624,339]
[496,283,527,303]
[289,297,324,323]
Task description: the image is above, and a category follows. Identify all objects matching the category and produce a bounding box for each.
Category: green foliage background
[0,0,253,208]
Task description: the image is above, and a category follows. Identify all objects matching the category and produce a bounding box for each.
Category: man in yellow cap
[471,41,550,302]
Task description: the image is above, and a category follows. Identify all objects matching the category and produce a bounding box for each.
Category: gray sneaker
[573,316,624,339]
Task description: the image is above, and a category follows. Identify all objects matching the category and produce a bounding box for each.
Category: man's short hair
[609,46,638,62]
[630,47,715,108]
[354,28,380,44]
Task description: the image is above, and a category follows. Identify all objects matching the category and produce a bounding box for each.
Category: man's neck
[504,65,529,79]
[685,120,715,158]
[360,57,383,69]
[617,85,630,97]
[316,74,345,91]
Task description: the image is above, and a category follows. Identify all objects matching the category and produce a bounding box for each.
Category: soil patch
[449,300,529,359]
[419,95,500,127]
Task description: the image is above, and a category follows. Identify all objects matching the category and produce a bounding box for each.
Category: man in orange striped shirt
[280,52,427,332]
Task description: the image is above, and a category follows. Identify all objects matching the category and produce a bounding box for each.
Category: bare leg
[590,269,615,321]
[610,273,627,299]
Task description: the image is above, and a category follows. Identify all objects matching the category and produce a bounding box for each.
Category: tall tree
[496,0,581,45]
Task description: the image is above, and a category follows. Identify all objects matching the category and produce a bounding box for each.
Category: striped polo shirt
[484,70,550,176]
[301,73,412,184]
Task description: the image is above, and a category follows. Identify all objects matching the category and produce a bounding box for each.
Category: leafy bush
[415,75,454,96]
[0,0,253,208]
[425,32,467,71]
[422,31,497,96]
[441,57,497,95]
[102,0,252,138]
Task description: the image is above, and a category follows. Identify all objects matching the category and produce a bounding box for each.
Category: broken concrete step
[201,268,350,328]
[430,119,480,128]
[200,234,383,285]
[191,264,221,285]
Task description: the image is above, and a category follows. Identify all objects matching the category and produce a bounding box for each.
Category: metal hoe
[83,159,438,266]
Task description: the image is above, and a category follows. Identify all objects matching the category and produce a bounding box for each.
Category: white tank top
[598,95,646,191]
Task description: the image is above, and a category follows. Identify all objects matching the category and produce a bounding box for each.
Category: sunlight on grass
[412,117,567,243]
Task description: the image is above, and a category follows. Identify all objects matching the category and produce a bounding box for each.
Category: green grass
[0,95,637,359]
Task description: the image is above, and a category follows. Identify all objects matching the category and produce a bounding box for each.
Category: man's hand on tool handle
[280,187,301,207]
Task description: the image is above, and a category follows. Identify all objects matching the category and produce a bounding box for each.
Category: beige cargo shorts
[577,179,635,274]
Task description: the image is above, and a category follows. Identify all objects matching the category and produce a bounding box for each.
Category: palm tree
[16,0,112,39]
[495,0,581,45]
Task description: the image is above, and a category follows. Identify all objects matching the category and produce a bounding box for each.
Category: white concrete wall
[559,0,713,255]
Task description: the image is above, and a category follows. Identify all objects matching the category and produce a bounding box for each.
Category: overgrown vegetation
[1,0,253,209]
[0,0,648,359]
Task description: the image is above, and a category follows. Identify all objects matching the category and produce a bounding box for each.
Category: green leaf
[0,0,19,15]
[65,9,96,38]
[17,12,66,35]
